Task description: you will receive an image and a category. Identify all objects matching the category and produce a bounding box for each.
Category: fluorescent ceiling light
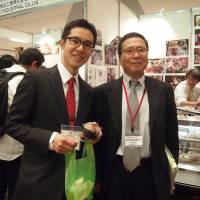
[10,38,26,43]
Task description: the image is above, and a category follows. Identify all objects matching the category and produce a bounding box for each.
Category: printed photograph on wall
[96,67,107,86]
[145,58,165,73]
[105,44,117,65]
[166,39,189,56]
[166,57,188,73]
[194,48,200,64]
[110,36,121,47]
[90,49,103,65]
[87,66,96,87]
[96,29,102,46]
[165,75,185,90]
[194,14,200,26]
[195,29,200,46]
[107,67,117,82]
[147,75,163,82]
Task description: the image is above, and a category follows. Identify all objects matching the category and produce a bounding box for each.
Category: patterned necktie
[66,77,76,126]
[126,80,140,132]
[123,80,141,172]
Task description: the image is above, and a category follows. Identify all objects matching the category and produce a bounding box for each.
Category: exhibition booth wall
[0,0,200,85]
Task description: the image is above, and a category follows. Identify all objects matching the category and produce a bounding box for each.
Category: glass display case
[173,107,200,200]
[178,122,200,172]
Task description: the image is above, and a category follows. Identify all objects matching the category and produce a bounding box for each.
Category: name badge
[61,125,83,151]
[125,135,143,147]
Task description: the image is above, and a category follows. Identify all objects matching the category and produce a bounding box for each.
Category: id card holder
[61,125,83,151]
[125,132,143,148]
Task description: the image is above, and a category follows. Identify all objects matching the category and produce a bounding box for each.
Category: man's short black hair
[61,18,97,47]
[118,32,149,57]
[186,69,200,82]
[18,48,45,67]
[0,54,17,69]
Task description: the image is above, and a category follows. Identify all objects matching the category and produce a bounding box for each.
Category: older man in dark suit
[94,32,179,200]
[5,19,100,200]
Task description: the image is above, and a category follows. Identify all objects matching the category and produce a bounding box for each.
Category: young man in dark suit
[94,32,179,200]
[5,19,100,200]
[0,48,44,200]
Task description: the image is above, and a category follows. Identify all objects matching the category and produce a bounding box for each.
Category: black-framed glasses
[65,36,95,50]
[122,47,148,55]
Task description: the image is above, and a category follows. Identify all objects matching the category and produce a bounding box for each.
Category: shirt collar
[5,64,26,73]
[57,61,79,86]
[123,73,145,89]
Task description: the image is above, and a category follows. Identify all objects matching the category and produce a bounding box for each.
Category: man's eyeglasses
[65,36,95,50]
[122,47,148,55]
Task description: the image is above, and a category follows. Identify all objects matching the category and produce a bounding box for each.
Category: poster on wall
[104,44,117,65]
[104,36,120,66]
[96,29,102,46]
[194,14,200,27]
[165,75,185,90]
[96,67,107,86]
[87,66,96,87]
[166,39,189,56]
[90,49,103,65]
[33,29,61,55]
[166,57,188,73]
[87,66,107,87]
[145,58,165,73]
[107,67,117,82]
[194,48,200,64]
[195,29,200,46]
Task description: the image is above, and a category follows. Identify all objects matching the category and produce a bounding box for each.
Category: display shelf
[176,169,200,187]
[178,163,200,172]
[177,107,200,116]
[179,137,200,142]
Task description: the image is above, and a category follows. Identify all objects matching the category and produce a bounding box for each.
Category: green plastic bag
[65,142,96,200]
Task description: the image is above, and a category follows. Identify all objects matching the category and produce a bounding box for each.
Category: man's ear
[59,39,65,49]
[31,61,38,69]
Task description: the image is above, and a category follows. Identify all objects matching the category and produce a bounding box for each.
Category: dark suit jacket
[94,76,179,200]
[5,65,94,200]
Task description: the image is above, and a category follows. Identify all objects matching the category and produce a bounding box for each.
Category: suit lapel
[75,76,88,125]
[48,66,69,123]
[107,78,122,143]
[145,77,159,133]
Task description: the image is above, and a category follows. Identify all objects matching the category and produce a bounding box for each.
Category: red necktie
[66,77,76,126]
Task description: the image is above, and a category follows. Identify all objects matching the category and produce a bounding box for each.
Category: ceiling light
[159,8,165,15]
[41,27,47,34]
[10,38,25,43]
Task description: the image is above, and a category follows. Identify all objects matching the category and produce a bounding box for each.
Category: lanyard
[122,80,146,132]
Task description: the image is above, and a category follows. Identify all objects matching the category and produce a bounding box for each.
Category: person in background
[0,54,17,70]
[174,68,200,107]
[0,48,44,200]
[94,32,179,200]
[5,19,101,200]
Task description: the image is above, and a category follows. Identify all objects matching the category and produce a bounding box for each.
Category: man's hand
[52,133,77,154]
[196,99,200,107]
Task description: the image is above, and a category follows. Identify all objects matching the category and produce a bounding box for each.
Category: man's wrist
[49,132,58,150]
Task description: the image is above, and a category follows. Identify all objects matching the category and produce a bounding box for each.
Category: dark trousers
[103,156,158,200]
[0,156,21,200]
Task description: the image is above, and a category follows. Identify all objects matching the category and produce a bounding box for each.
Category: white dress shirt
[116,73,150,158]
[0,64,25,161]
[49,62,80,147]
[57,61,79,113]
